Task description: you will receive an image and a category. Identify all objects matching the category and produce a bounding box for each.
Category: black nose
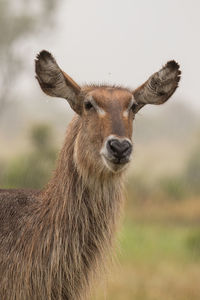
[107,139,132,159]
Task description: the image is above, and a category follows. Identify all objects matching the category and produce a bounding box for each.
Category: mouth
[101,154,131,173]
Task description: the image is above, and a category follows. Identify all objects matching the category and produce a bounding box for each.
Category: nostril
[109,140,121,153]
[121,141,131,153]
[107,139,132,158]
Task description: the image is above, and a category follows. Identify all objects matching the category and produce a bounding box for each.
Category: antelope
[0,50,181,300]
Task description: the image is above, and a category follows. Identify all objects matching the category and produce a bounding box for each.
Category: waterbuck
[0,50,181,300]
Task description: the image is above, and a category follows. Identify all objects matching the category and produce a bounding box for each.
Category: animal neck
[40,116,124,299]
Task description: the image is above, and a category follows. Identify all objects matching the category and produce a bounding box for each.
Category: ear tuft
[35,50,61,94]
[35,50,82,114]
[157,60,181,90]
[165,60,180,71]
[133,60,181,110]
[36,50,55,63]
[35,51,58,82]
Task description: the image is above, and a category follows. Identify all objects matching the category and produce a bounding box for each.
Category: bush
[185,144,200,195]
[186,230,200,259]
[159,176,186,201]
[126,174,154,203]
[0,123,57,189]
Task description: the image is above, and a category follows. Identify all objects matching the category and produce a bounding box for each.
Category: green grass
[94,220,200,300]
[118,221,192,264]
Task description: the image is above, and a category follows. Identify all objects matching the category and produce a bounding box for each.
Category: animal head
[35,50,181,174]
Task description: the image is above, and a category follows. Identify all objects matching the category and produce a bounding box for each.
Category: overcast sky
[21,0,200,112]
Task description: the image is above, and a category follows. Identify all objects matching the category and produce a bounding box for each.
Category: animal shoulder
[0,189,40,232]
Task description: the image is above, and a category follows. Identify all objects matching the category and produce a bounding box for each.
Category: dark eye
[84,101,93,110]
[130,103,138,113]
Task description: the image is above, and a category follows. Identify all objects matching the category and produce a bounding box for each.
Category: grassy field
[94,199,200,300]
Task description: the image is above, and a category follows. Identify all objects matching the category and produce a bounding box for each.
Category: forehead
[82,86,133,107]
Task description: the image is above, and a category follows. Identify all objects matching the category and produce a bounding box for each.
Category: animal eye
[130,103,138,112]
[84,101,93,110]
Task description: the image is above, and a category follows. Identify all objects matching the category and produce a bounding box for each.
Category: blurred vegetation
[127,138,200,203]
[0,123,57,189]
[0,0,60,114]
[186,230,200,259]
[185,142,200,195]
[94,221,200,300]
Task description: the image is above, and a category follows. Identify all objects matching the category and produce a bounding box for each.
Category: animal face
[78,87,134,172]
[35,50,181,173]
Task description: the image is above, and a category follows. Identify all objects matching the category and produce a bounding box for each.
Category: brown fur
[0,116,124,300]
[0,50,181,300]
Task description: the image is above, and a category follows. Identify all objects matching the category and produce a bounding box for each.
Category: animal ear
[132,61,181,113]
[35,50,82,114]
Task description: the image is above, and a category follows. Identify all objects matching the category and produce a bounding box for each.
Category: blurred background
[0,0,200,299]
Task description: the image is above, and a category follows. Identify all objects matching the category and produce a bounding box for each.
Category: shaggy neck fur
[43,117,124,299]
[3,117,124,300]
